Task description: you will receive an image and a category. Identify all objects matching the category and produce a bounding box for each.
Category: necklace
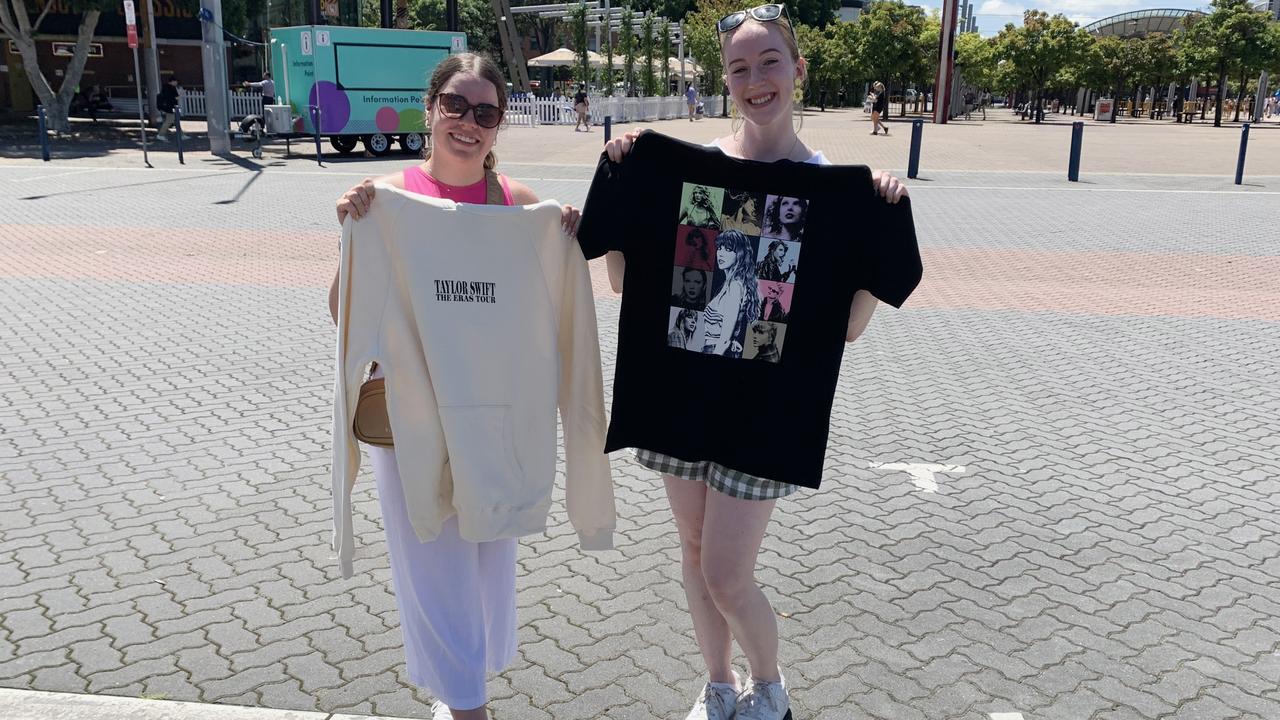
[734,128,803,162]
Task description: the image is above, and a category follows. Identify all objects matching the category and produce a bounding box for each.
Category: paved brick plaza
[0,109,1278,719]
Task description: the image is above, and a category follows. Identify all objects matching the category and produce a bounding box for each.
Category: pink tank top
[402,165,514,205]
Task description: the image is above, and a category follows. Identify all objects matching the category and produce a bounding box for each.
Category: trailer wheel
[329,136,358,154]
[400,133,426,154]
[363,133,392,156]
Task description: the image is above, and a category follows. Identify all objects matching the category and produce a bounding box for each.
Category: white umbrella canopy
[666,57,703,79]
[527,47,606,68]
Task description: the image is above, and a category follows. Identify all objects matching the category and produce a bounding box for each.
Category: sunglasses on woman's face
[716,3,792,36]
[433,92,504,128]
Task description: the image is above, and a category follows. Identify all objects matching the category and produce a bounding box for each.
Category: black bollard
[1068,121,1083,182]
[175,107,185,164]
[604,115,612,144]
[1235,123,1249,185]
[37,105,50,162]
[907,118,923,179]
[311,106,324,167]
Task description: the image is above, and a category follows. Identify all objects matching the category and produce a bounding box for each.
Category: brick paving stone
[2,123,1279,719]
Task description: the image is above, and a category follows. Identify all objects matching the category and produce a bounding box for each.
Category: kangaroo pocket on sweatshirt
[438,403,527,508]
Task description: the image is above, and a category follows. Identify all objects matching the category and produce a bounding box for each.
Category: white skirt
[369,439,518,709]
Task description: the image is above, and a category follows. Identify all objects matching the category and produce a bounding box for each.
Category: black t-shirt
[577,133,922,488]
[574,92,588,106]
[873,92,888,113]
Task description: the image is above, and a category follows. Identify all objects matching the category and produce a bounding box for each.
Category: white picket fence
[164,89,728,126]
[178,90,263,119]
[506,94,732,127]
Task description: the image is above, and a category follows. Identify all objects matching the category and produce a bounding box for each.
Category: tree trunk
[7,10,102,133]
[1213,59,1226,128]
[1233,69,1246,123]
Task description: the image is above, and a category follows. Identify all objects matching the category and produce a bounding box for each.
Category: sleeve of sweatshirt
[331,200,394,578]
[556,230,617,551]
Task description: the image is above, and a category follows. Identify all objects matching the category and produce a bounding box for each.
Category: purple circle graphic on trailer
[308,81,351,132]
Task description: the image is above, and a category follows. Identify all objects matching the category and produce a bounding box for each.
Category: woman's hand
[561,204,582,237]
[871,171,909,204]
[604,128,648,163]
[336,178,376,224]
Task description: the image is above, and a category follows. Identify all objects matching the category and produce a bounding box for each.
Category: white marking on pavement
[989,714,1025,720]
[868,462,966,493]
[6,167,103,183]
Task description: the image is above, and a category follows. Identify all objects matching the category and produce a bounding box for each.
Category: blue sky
[908,0,1214,35]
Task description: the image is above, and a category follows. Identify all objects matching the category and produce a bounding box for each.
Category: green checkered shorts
[633,449,800,501]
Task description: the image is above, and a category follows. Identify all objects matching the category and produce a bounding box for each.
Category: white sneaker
[735,671,791,720]
[430,701,453,719]
[686,670,741,720]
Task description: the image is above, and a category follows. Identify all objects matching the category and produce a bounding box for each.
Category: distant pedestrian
[242,72,276,106]
[573,84,590,132]
[155,77,180,142]
[870,80,889,135]
[686,83,699,121]
[964,90,974,120]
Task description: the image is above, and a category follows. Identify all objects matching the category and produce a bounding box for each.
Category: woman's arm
[846,290,878,342]
[605,251,625,293]
[330,172,402,324]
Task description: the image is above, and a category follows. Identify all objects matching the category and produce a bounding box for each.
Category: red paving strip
[909,248,1280,322]
[2,224,1276,321]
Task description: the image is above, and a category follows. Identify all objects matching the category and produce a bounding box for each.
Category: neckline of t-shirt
[706,137,826,165]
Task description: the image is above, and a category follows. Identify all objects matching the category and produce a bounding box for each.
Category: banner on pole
[123,0,138,48]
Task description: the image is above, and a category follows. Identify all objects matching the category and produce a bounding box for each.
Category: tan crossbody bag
[352,171,507,447]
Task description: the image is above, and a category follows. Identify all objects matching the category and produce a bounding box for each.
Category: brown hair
[423,52,508,170]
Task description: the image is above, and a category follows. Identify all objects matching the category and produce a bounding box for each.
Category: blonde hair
[718,15,806,134]
[422,53,507,170]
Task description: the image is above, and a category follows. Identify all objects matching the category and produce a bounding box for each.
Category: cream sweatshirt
[332,186,615,578]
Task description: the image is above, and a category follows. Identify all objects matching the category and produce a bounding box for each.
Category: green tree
[620,4,638,95]
[790,0,840,29]
[1177,0,1277,126]
[604,25,616,96]
[411,0,497,53]
[661,21,672,95]
[994,10,1089,123]
[1134,33,1177,118]
[641,13,657,95]
[569,2,591,87]
[796,22,837,105]
[854,0,929,116]
[1,0,117,131]
[684,0,736,96]
[955,31,997,92]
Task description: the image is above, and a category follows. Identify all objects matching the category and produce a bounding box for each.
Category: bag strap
[485,169,505,205]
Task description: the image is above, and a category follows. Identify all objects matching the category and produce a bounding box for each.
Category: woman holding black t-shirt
[600,5,908,720]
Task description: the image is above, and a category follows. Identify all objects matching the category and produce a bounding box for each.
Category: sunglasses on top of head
[716,3,794,38]
[433,92,504,129]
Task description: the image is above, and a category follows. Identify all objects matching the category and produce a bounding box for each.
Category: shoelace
[704,684,736,716]
[736,682,782,716]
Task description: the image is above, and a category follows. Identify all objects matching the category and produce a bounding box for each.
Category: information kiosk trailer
[269,26,467,156]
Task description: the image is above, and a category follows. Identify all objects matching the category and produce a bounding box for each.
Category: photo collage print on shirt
[667,182,808,363]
